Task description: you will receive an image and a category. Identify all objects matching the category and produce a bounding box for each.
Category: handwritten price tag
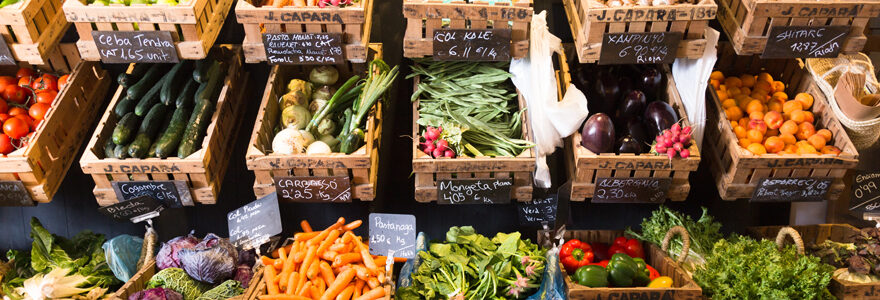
[262,33,344,65]
[0,38,15,65]
[762,26,850,59]
[592,178,671,203]
[0,181,34,206]
[92,31,179,63]
[112,180,191,207]
[751,178,832,202]
[432,29,511,61]
[851,171,880,214]
[599,32,682,65]
[227,193,283,249]
[437,178,513,204]
[98,196,164,223]
[274,176,352,203]
[368,213,416,259]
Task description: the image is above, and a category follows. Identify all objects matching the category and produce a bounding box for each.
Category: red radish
[432,148,444,158]
[656,145,666,154]
[680,149,690,158]
[666,148,676,159]
[682,126,693,135]
[671,123,681,134]
[425,127,440,141]
[424,142,435,153]
[435,139,449,151]
[444,149,455,158]
[673,142,683,152]
[663,131,673,140]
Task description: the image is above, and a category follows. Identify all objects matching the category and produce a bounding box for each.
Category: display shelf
[0,0,70,65]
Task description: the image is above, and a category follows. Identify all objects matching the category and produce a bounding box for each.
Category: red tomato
[3,117,29,139]
[0,100,7,114]
[35,90,57,104]
[0,134,12,155]
[613,236,628,248]
[14,114,34,131]
[17,76,32,88]
[0,113,9,123]
[0,76,15,92]
[624,239,645,259]
[4,85,28,105]
[608,245,627,257]
[7,107,26,117]
[57,74,69,90]
[31,74,57,92]
[15,68,35,79]
[28,103,49,121]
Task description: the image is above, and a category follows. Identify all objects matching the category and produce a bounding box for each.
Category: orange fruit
[757,72,774,84]
[710,71,724,81]
[782,100,803,116]
[711,80,720,90]
[789,110,806,123]
[795,93,814,109]
[747,129,764,143]
[807,135,826,149]
[771,81,786,93]
[815,129,832,142]
[739,138,751,148]
[725,77,743,88]
[730,120,738,128]
[739,118,749,128]
[767,99,784,113]
[803,111,814,124]
[747,143,767,155]
[764,136,784,153]
[771,92,788,101]
[797,142,818,155]
[755,81,773,94]
[749,111,765,121]
[746,99,764,114]
[784,144,798,154]
[717,90,730,101]
[728,87,742,97]
[821,145,842,155]
[725,106,743,121]
[780,120,799,135]
[797,122,816,140]
[722,99,737,109]
[779,133,797,145]
[740,87,752,96]
[734,126,748,139]
[740,74,756,88]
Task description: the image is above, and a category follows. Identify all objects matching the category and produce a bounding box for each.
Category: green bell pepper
[607,253,650,287]
[632,257,651,286]
[573,265,608,288]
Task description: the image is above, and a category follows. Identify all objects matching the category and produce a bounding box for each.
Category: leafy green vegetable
[195,280,243,300]
[147,268,210,300]
[625,206,723,272]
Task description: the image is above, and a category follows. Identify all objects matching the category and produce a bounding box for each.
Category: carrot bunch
[258,218,401,300]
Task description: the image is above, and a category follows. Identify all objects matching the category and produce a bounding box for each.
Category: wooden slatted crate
[0,44,110,205]
[562,0,716,63]
[111,260,264,300]
[62,0,234,61]
[716,0,880,55]
[245,44,383,201]
[402,0,533,59]
[79,45,247,206]
[0,0,70,65]
[705,43,860,200]
[248,259,392,300]
[234,0,374,63]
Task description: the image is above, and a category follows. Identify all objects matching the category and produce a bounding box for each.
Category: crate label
[438,178,513,204]
[593,177,671,203]
[0,38,15,66]
[368,213,416,259]
[597,160,673,170]
[228,193,283,249]
[516,194,558,226]
[764,157,850,168]
[0,181,34,206]
[111,180,191,208]
[274,176,352,203]
[590,6,716,22]
[433,29,511,61]
[262,33,344,65]
[98,196,164,223]
[262,11,346,23]
[762,26,850,59]
[599,32,682,65]
[403,5,531,21]
[850,171,880,214]
[778,5,864,18]
[751,177,832,202]
[92,31,179,64]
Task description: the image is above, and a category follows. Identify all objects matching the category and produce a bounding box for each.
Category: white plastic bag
[672,28,720,148]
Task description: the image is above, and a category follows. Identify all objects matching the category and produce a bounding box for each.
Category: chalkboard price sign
[111,181,191,208]
[438,178,513,204]
[274,176,352,203]
[262,33,344,65]
[227,193,283,249]
[432,29,511,61]
[91,31,179,64]
[368,213,416,259]
[0,181,34,206]
[751,177,832,202]
[850,172,880,214]
[516,194,558,226]
[762,26,850,59]
[0,38,15,66]
[599,32,682,65]
[593,177,671,203]
[98,196,164,223]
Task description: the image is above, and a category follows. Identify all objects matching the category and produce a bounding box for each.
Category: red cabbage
[233,264,253,288]
[128,288,184,300]
[156,234,199,270]
[178,234,238,284]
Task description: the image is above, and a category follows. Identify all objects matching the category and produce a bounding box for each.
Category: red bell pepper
[608,244,626,257]
[624,238,645,259]
[588,260,610,268]
[561,239,594,274]
[591,242,611,261]
[646,264,660,280]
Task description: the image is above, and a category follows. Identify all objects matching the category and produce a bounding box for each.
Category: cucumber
[149,105,177,157]
[104,139,116,158]
[126,64,168,100]
[192,59,212,83]
[128,103,168,158]
[134,72,171,116]
[177,99,214,158]
[194,61,225,104]
[127,133,152,158]
[112,112,140,145]
[160,61,191,106]
[117,63,152,87]
[113,144,130,159]
[175,79,199,108]
[114,95,137,117]
[155,105,192,158]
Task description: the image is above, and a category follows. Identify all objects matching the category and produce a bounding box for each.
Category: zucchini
[127,133,152,158]
[114,95,137,117]
[112,112,140,145]
[175,79,199,108]
[149,105,177,158]
[126,64,168,100]
[104,139,116,158]
[128,103,168,158]
[155,105,192,158]
[134,72,171,116]
[113,144,129,159]
[194,61,225,104]
[177,99,214,158]
[192,59,212,83]
[160,61,192,106]
[117,63,152,87]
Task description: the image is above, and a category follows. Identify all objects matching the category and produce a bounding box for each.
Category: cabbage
[128,287,184,300]
[195,280,243,300]
[233,265,252,288]
[147,268,208,300]
[156,234,199,270]
[178,234,237,284]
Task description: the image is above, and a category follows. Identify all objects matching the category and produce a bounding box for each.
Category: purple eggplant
[644,101,679,138]
[618,90,646,120]
[617,135,642,154]
[625,118,650,152]
[593,70,620,114]
[640,67,663,100]
[581,113,616,154]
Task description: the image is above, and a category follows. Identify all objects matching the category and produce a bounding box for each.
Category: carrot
[317,230,340,256]
[292,251,306,264]
[342,220,362,231]
[299,245,317,274]
[278,272,289,292]
[319,261,335,285]
[321,251,338,261]
[336,285,355,300]
[259,295,311,300]
[307,259,320,279]
[377,271,385,285]
[271,244,294,258]
[329,243,348,252]
[354,287,385,300]
[294,232,320,242]
[356,240,378,275]
[333,253,362,267]
[296,282,311,297]
[264,263,280,295]
[319,269,356,300]
[261,256,275,267]
[315,277,326,294]
[286,272,298,295]
[353,265,369,281]
[300,220,313,232]
[294,270,307,295]
[375,256,407,264]
[341,231,355,244]
[273,259,285,271]
[366,277,379,289]
[309,285,321,300]
[354,280,365,298]
[308,218,345,246]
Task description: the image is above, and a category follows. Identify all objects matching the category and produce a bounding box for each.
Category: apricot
[757,72,774,84]
[728,87,742,97]
[747,129,764,143]
[755,81,773,94]
[795,93,814,109]
[763,111,783,129]
[710,71,724,81]
[767,99,784,113]
[816,129,832,142]
[764,136,785,153]
[797,143,818,155]
[746,100,764,114]
[722,99,737,109]
[725,77,743,88]
[740,74,756,88]
[797,122,816,140]
[780,120,799,135]
[738,118,749,128]
[711,80,720,90]
[784,144,798,154]
[771,92,788,101]
[747,143,767,155]
[782,101,803,116]
[725,106,743,121]
[807,134,826,149]
[740,87,752,96]
[803,111,814,124]
[789,110,806,124]
[717,90,730,101]
[771,81,786,93]
[734,126,748,139]
[821,145,842,155]
[779,133,797,145]
[749,119,768,135]
[739,138,752,148]
[750,111,765,121]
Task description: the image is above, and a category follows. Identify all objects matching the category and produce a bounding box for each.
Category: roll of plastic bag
[672,28,720,148]
[103,234,144,282]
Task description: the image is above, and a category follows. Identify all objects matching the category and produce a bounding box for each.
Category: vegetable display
[254,0,360,8]
[396,226,546,299]
[810,227,880,284]
[0,67,67,155]
[626,206,723,273]
[602,0,699,7]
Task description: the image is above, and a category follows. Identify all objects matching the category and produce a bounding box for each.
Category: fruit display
[710,71,842,156]
[0,67,67,156]
[560,237,669,289]
[253,0,360,7]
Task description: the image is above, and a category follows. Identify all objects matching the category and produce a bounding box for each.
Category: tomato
[0,134,12,155]
[4,85,29,105]
[0,100,6,114]
[613,236,628,248]
[15,68,35,79]
[7,107,26,117]
[0,113,9,123]
[0,76,15,92]
[57,74,69,90]
[28,103,49,121]
[35,90,57,104]
[607,244,627,257]
[624,239,645,259]
[31,74,57,92]
[14,114,34,131]
[3,117,29,139]
[17,76,32,88]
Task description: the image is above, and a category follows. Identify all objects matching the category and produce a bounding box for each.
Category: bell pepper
[631,257,651,286]
[648,276,673,288]
[606,253,650,287]
[646,264,660,281]
[573,265,609,288]
[561,239,594,274]
[591,242,611,261]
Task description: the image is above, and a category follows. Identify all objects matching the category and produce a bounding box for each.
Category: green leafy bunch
[626,206,723,272]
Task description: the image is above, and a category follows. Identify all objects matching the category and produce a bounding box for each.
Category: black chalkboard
[0,38,15,66]
[274,176,352,203]
[262,33,344,65]
[368,213,416,259]
[592,177,671,203]
[438,178,513,204]
[91,31,179,63]
[751,177,832,202]
[599,32,682,65]
[432,28,511,61]
[516,194,558,226]
[98,196,164,223]
[112,181,191,208]
[851,171,880,214]
[0,181,34,206]
[762,26,850,59]
[227,193,283,249]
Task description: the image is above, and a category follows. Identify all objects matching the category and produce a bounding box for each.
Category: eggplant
[581,113,616,154]
[618,90,646,120]
[617,135,642,154]
[640,67,663,101]
[593,70,620,114]
[644,101,679,138]
[625,118,650,152]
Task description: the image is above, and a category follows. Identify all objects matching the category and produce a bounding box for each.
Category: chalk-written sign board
[438,178,513,204]
[433,29,511,61]
[751,177,832,202]
[262,33,344,65]
[762,26,850,59]
[0,38,15,66]
[111,180,191,208]
[851,171,880,214]
[599,32,682,65]
[98,196,164,223]
[0,181,34,206]
[92,31,179,64]
[516,194,558,226]
[593,177,671,203]
[368,213,416,259]
[227,193,283,249]
[274,176,352,203]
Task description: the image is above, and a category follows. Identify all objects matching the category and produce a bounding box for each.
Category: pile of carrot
[258,218,403,300]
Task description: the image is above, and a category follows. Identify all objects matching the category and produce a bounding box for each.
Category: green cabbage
[147,268,209,300]
[195,280,243,300]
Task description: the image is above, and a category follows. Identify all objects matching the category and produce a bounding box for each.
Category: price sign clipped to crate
[262,33,345,65]
[0,181,34,206]
[850,171,880,216]
[98,196,164,223]
[368,213,416,259]
[592,178,671,203]
[762,26,851,59]
[599,32,682,65]
[274,176,352,203]
[750,178,833,202]
[432,29,512,61]
[111,181,193,208]
[0,38,15,65]
[227,193,283,250]
[516,194,558,227]
[438,178,514,204]
[91,31,179,64]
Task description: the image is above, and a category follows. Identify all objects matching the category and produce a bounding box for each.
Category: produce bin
[62,0,233,61]
[562,0,716,63]
[705,43,859,200]
[402,0,533,59]
[234,0,374,63]
[560,47,700,202]
[245,43,383,201]
[0,44,111,205]
[0,0,70,65]
[716,0,879,55]
[111,261,264,300]
[79,45,247,206]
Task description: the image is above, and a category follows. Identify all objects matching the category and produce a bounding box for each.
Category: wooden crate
[402,0,533,59]
[234,0,374,63]
[62,0,234,61]
[247,255,393,300]
[0,44,110,204]
[78,45,247,206]
[716,0,880,55]
[562,0,716,63]
[110,260,264,300]
[411,69,535,203]
[0,0,70,65]
[705,43,860,200]
[537,229,702,300]
[245,44,383,201]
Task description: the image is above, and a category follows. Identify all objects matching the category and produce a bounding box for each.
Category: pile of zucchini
[106,57,227,159]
